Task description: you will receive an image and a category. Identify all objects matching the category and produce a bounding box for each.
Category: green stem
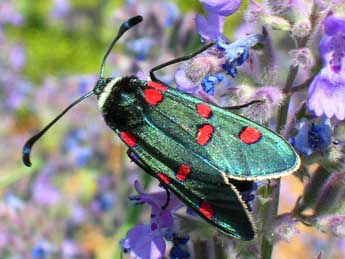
[213,236,228,259]
[261,65,299,259]
[193,239,210,259]
[260,182,280,259]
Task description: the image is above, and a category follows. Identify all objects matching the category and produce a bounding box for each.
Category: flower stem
[193,239,210,259]
[213,236,228,259]
[261,65,299,259]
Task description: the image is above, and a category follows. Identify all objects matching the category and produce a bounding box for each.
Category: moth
[23,16,300,240]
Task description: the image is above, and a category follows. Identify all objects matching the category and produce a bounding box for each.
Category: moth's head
[96,77,121,109]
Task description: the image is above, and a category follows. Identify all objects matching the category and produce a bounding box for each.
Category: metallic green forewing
[137,83,300,180]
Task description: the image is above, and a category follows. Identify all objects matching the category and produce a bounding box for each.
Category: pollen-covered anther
[197,124,214,145]
[157,173,171,184]
[239,126,262,144]
[120,131,137,147]
[196,103,212,119]
[199,201,215,219]
[176,164,191,181]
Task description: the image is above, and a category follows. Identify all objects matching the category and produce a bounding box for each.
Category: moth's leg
[149,42,215,82]
[127,149,155,177]
[224,99,264,110]
[127,149,171,211]
[161,186,170,210]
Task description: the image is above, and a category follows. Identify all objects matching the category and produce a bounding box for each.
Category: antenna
[99,15,143,78]
[22,15,143,167]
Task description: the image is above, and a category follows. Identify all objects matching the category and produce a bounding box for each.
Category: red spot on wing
[119,131,137,147]
[197,124,214,145]
[176,164,191,182]
[147,81,168,92]
[239,126,262,144]
[199,201,214,219]
[144,89,164,106]
[196,103,212,119]
[157,173,171,184]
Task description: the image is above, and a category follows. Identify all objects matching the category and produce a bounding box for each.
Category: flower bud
[261,15,291,31]
[289,48,315,70]
[314,172,345,216]
[175,55,223,93]
[240,86,283,124]
[270,214,300,242]
[244,0,264,23]
[264,0,290,15]
[297,166,330,213]
[315,215,345,237]
[292,20,312,39]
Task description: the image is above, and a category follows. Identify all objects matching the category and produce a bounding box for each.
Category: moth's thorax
[99,76,146,131]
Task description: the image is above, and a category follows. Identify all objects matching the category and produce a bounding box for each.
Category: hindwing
[127,139,256,240]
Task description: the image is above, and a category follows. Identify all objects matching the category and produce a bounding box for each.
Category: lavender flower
[10,45,25,71]
[196,0,241,41]
[290,117,332,156]
[174,55,222,93]
[200,0,242,16]
[121,223,166,259]
[307,14,345,120]
[121,181,182,258]
[126,37,156,60]
[216,34,264,77]
[32,174,61,206]
[51,0,71,19]
[195,12,225,41]
[0,1,23,25]
[201,74,224,95]
[165,232,190,259]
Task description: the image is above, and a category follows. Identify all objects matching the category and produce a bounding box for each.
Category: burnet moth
[22,15,300,240]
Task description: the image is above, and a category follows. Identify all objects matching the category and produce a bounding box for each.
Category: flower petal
[174,68,198,93]
[195,12,224,41]
[122,224,166,259]
[324,14,345,36]
[201,0,242,16]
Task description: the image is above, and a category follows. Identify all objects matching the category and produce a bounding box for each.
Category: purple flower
[195,12,224,41]
[63,129,93,166]
[174,55,222,93]
[121,224,166,259]
[200,0,241,16]
[0,2,23,25]
[32,174,61,206]
[201,74,224,95]
[126,37,156,60]
[163,2,179,27]
[307,15,345,120]
[10,45,25,71]
[51,0,71,18]
[129,181,182,228]
[216,34,264,78]
[121,181,182,259]
[290,117,332,156]
[61,239,79,258]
